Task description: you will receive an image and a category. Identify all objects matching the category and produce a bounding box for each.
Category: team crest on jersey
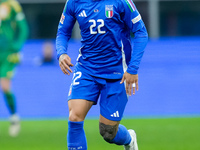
[105,5,114,18]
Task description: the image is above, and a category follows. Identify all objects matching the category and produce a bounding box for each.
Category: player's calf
[100,123,132,146]
[67,121,87,150]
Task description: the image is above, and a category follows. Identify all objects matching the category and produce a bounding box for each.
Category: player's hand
[120,72,139,96]
[59,54,74,75]
[7,53,20,64]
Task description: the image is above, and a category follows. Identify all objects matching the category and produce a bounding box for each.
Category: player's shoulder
[8,0,22,13]
[112,0,134,10]
[115,0,127,5]
[64,0,91,11]
[117,0,136,7]
[72,0,90,4]
[117,0,135,3]
[66,0,86,3]
[118,0,137,13]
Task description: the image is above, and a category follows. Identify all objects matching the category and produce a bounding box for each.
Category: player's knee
[69,112,84,122]
[99,122,118,143]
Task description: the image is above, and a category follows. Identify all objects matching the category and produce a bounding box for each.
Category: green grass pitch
[0,117,200,150]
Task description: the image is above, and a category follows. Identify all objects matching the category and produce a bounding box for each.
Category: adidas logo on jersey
[110,111,119,117]
[79,10,87,17]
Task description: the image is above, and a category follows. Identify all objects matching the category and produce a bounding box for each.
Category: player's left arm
[120,0,148,95]
[10,0,28,52]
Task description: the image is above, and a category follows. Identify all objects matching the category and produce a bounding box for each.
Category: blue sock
[67,121,87,150]
[110,124,131,145]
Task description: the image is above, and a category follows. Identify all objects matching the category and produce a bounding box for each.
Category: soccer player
[0,0,28,137]
[56,0,148,149]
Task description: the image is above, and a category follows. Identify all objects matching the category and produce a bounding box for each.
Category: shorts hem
[68,98,97,105]
[100,113,122,121]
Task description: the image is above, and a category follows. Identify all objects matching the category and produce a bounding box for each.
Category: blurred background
[16,0,200,39]
[0,0,200,150]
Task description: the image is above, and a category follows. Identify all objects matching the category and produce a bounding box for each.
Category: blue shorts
[68,70,128,121]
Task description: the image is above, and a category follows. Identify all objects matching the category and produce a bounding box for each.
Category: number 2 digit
[72,72,82,85]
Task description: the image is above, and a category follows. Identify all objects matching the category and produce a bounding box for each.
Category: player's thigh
[68,70,100,104]
[0,78,11,92]
[100,79,128,122]
[68,70,100,121]
[68,99,94,121]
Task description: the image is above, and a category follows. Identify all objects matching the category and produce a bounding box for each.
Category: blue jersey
[121,28,132,66]
[56,0,148,79]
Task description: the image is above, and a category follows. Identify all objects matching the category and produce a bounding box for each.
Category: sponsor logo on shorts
[110,111,119,117]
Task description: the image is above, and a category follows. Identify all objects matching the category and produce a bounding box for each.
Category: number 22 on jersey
[89,19,106,34]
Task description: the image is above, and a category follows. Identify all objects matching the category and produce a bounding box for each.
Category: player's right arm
[56,0,76,75]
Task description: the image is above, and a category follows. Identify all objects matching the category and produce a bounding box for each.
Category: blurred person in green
[0,0,28,137]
